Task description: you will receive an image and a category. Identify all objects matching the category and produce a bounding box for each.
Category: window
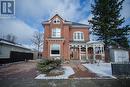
[73,31,84,41]
[52,28,61,37]
[81,47,86,52]
[50,44,60,56]
[53,18,60,24]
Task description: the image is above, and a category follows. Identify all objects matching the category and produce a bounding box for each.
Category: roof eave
[71,25,89,28]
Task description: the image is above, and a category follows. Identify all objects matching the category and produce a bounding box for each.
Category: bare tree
[6,34,11,41]
[6,34,17,42]
[32,31,43,59]
[12,35,17,42]
[0,33,5,39]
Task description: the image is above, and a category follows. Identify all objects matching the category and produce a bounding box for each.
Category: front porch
[69,41,105,63]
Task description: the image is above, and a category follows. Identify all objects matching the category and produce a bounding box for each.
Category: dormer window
[53,18,60,24]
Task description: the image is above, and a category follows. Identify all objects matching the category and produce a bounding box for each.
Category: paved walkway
[70,64,97,78]
[67,61,98,78]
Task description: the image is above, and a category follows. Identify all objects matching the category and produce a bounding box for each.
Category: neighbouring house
[0,38,33,64]
[42,14,105,62]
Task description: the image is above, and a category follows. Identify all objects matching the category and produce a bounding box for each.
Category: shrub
[37,59,61,74]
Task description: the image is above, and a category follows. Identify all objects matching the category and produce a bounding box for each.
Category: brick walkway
[69,63,98,78]
[63,60,98,78]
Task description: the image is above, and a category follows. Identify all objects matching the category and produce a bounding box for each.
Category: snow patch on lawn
[83,63,116,78]
[35,66,74,79]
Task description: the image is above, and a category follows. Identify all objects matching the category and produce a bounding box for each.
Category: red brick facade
[42,14,89,60]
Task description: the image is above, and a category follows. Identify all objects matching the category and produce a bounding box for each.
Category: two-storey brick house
[42,14,105,61]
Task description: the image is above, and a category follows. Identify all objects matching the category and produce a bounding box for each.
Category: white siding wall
[114,50,129,62]
[0,44,31,59]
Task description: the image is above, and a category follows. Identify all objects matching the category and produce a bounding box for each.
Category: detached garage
[110,48,129,63]
[0,39,33,64]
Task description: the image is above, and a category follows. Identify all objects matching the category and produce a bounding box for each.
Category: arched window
[73,31,84,41]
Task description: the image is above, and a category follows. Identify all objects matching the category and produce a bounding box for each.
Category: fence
[111,63,130,76]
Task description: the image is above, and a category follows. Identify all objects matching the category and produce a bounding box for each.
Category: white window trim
[52,28,61,38]
[73,31,84,41]
[50,44,60,56]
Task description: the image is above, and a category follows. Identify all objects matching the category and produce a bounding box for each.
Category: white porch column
[99,46,101,54]
[100,46,102,60]
[101,45,105,61]
[69,45,71,60]
[86,45,88,60]
[102,45,104,54]
[79,45,81,60]
[93,45,96,62]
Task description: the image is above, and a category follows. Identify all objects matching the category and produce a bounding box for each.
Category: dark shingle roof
[71,22,88,26]
[64,20,88,26]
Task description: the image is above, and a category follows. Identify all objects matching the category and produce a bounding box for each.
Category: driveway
[0,60,130,87]
[0,61,38,79]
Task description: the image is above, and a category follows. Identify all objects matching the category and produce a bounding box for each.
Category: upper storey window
[73,31,84,41]
[53,18,60,24]
[52,28,61,37]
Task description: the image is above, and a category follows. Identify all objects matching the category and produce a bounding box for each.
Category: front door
[70,48,79,60]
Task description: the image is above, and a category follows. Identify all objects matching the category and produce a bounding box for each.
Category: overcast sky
[0,0,130,47]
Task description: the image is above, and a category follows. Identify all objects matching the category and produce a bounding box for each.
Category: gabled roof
[43,14,90,28]
[44,14,64,23]
[50,14,64,21]
[42,14,64,24]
